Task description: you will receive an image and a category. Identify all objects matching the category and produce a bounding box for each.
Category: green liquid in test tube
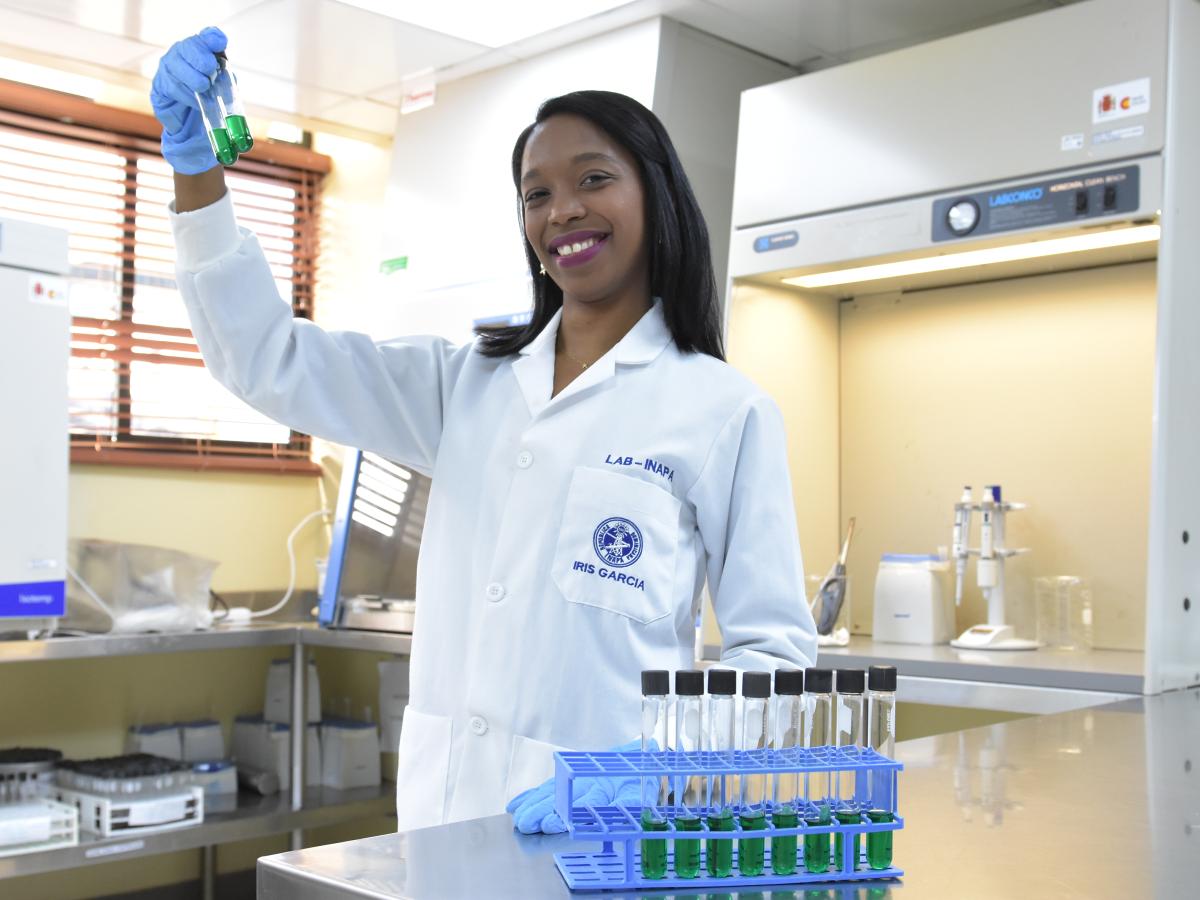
[640,808,669,878]
[771,668,805,876]
[210,127,238,166]
[867,809,894,869]
[705,668,737,878]
[803,807,831,874]
[834,808,862,870]
[226,114,254,153]
[214,53,254,153]
[673,813,702,877]
[673,670,705,879]
[706,808,734,876]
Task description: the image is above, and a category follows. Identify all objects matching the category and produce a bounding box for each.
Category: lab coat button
[470,716,488,736]
[516,450,534,469]
[485,582,505,602]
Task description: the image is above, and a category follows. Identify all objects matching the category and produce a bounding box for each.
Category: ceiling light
[0,56,101,99]
[333,0,635,48]
[783,224,1161,289]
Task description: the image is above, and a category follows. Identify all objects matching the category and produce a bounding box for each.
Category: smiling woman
[160,29,816,838]
[478,91,724,386]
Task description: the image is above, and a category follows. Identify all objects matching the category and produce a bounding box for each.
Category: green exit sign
[379,256,408,275]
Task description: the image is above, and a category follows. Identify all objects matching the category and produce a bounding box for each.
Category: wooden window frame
[1,78,330,474]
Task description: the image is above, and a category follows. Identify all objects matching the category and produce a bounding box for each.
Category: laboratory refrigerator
[0,215,70,634]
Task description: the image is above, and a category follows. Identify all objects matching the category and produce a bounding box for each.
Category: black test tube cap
[774,669,804,695]
[707,668,736,695]
[836,668,866,694]
[868,665,898,692]
[742,671,771,698]
[642,669,669,696]
[805,668,834,693]
[675,670,704,696]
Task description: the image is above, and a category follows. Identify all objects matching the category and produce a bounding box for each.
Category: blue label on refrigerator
[0,579,66,617]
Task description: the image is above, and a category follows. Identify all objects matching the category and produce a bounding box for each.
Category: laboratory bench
[258,685,1200,899]
[815,637,1142,715]
[0,620,411,885]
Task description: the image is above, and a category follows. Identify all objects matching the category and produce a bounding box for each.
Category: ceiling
[0,0,1078,139]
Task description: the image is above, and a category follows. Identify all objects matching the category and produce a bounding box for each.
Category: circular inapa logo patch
[592,517,643,568]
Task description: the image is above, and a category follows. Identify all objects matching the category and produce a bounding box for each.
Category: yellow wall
[728,261,1157,650]
[69,466,324,594]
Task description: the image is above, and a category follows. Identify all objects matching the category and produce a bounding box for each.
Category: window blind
[0,79,328,472]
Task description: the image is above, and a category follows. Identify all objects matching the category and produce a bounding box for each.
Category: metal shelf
[0,622,412,664]
[298,625,412,656]
[0,784,394,880]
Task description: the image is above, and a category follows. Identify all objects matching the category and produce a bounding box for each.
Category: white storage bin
[320,719,381,790]
[264,659,321,725]
[180,720,224,762]
[264,723,321,791]
[57,785,203,837]
[0,800,78,857]
[232,714,268,770]
[377,659,409,753]
[873,553,954,644]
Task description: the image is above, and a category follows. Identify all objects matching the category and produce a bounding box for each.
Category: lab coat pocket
[551,466,680,625]
[395,704,452,829]
[504,733,568,806]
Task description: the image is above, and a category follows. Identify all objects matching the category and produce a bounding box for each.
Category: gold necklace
[557,343,592,370]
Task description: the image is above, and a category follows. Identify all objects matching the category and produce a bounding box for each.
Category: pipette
[952,486,972,605]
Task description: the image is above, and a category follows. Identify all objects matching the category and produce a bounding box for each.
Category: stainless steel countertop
[814,636,1144,693]
[0,621,412,663]
[257,687,1200,899]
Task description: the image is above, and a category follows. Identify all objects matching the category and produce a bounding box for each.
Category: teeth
[556,236,600,257]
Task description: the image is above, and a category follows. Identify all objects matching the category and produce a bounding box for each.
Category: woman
[153,27,816,834]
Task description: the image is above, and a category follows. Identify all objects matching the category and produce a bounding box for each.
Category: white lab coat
[170,192,817,832]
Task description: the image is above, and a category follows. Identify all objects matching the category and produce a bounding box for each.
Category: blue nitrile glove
[150,27,227,174]
[506,739,649,835]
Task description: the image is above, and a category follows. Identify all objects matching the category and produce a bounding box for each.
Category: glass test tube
[803,667,834,874]
[866,665,897,870]
[834,668,866,871]
[214,52,254,153]
[866,665,897,809]
[738,672,771,876]
[835,668,866,809]
[771,668,804,876]
[673,670,705,879]
[704,667,736,878]
[640,669,670,880]
[194,83,237,167]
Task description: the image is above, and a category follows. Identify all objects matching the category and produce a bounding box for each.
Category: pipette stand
[950,499,1036,650]
[551,746,904,891]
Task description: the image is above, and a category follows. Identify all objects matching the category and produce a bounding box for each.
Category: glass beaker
[1035,576,1093,650]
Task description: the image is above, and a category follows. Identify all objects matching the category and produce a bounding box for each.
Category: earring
[539,263,547,276]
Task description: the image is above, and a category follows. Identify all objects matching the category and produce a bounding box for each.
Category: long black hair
[475,90,724,360]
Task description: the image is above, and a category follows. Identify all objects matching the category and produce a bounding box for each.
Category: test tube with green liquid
[640,670,670,879]
[672,670,705,879]
[704,668,737,877]
[214,52,254,153]
[738,673,771,876]
[194,82,237,167]
[833,808,862,871]
[866,809,894,869]
[803,668,834,873]
[770,669,804,876]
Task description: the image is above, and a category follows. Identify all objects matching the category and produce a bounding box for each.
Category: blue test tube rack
[552,745,903,892]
